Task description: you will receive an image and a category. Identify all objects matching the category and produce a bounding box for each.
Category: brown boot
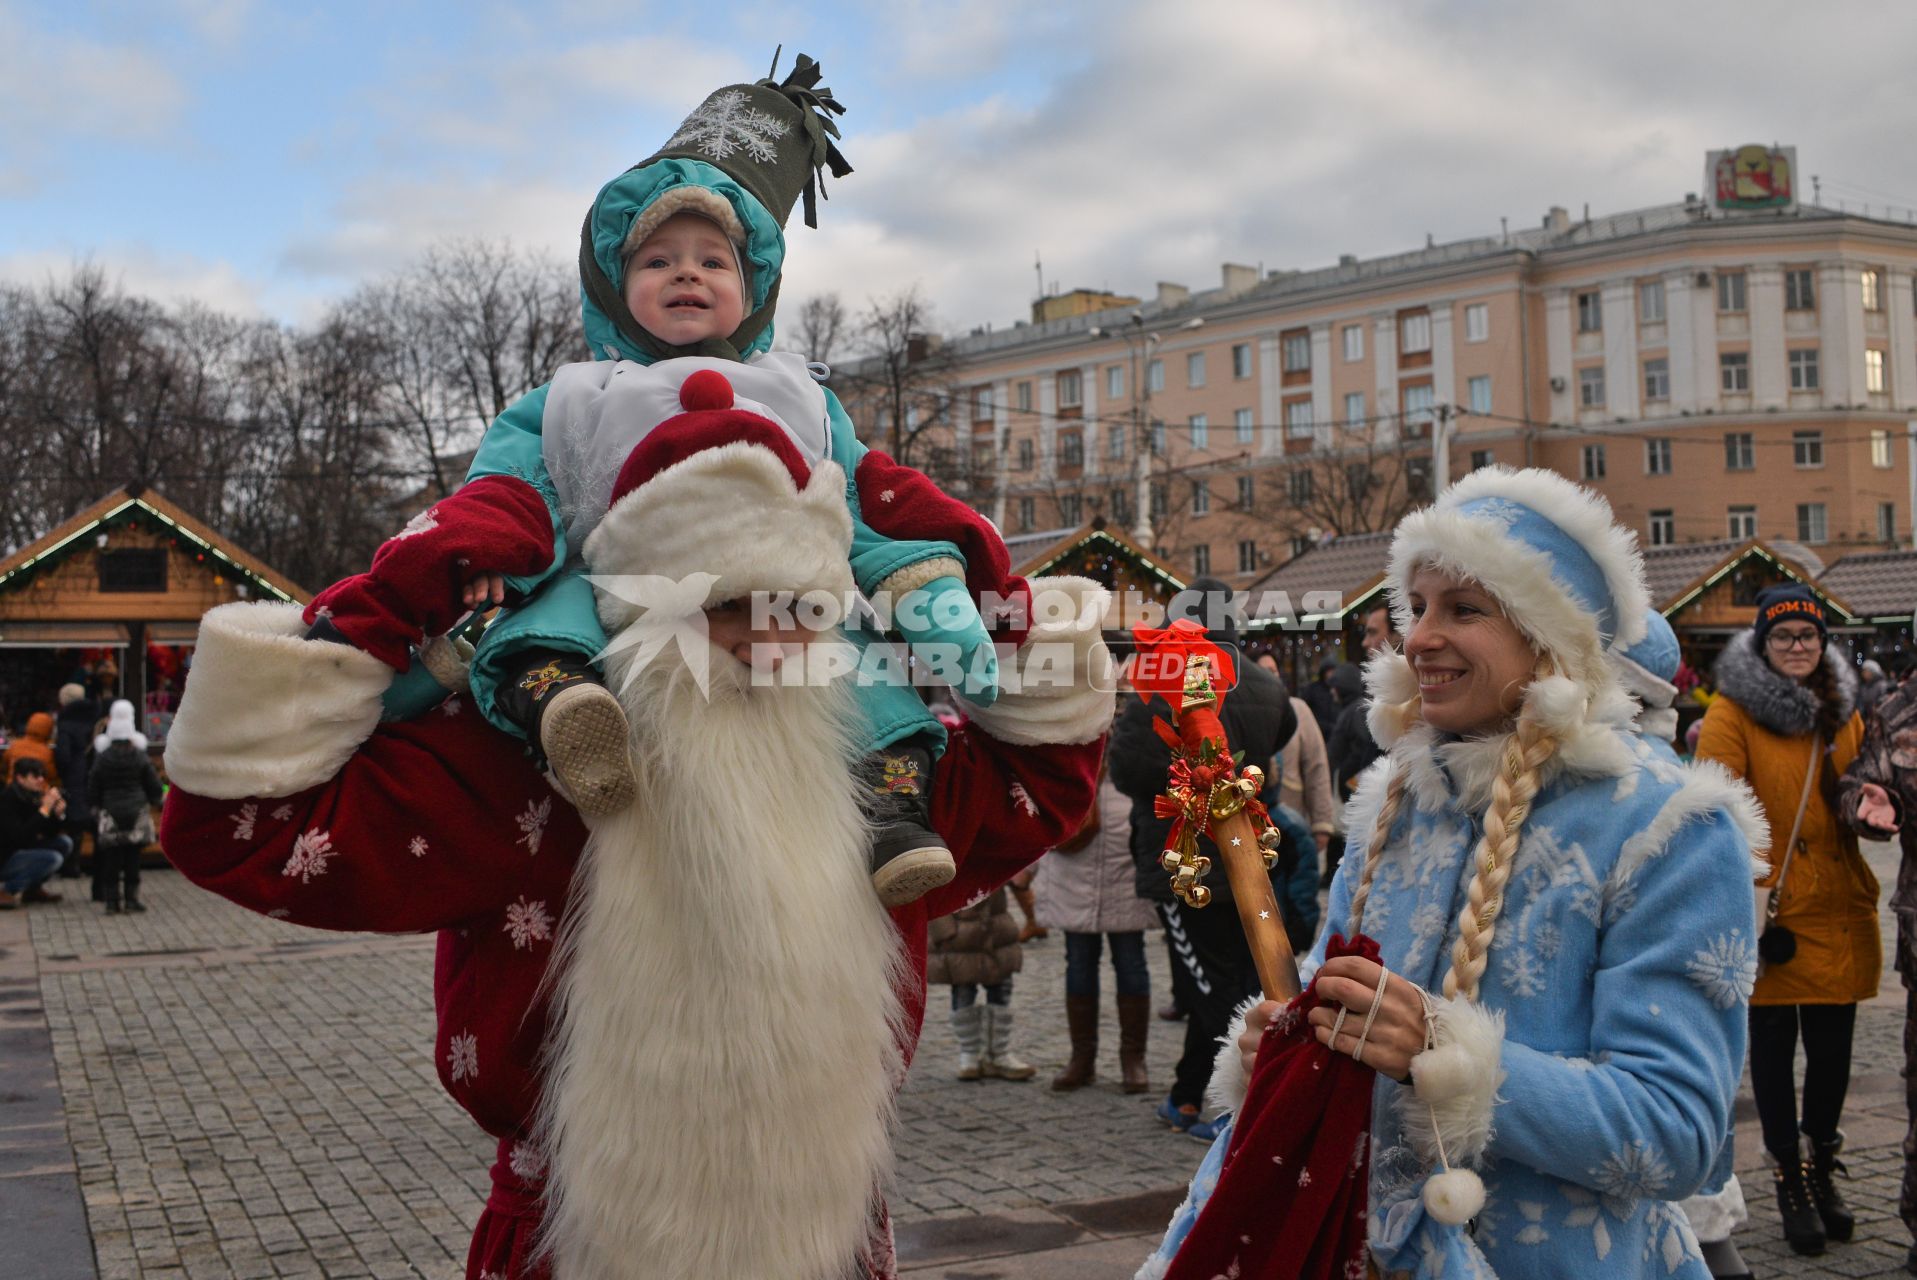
[1011,881,1047,941]
[1116,994,1151,1094]
[1051,995,1099,1091]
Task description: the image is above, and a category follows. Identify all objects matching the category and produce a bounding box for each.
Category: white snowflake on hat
[666,88,790,163]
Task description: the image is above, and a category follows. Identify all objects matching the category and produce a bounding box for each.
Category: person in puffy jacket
[1034,766,1158,1093]
[926,886,1033,1082]
[87,700,161,913]
[3,710,58,787]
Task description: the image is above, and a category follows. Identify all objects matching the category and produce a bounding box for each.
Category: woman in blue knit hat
[1696,583,1885,1260]
[1142,467,1765,1279]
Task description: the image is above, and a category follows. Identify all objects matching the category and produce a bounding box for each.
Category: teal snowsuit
[402,158,965,754]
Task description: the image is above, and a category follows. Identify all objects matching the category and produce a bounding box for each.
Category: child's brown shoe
[540,682,637,819]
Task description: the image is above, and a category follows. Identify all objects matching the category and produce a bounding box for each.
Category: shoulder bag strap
[1766,732,1822,922]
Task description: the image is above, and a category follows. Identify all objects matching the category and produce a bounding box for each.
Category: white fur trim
[1422,1167,1486,1225]
[162,603,391,800]
[1205,993,1264,1115]
[583,450,855,624]
[957,576,1115,747]
[1610,758,1772,891]
[1133,1254,1173,1280]
[418,633,473,691]
[1364,650,1420,748]
[872,555,966,602]
[1404,995,1505,1166]
[620,186,748,262]
[1677,1173,1748,1243]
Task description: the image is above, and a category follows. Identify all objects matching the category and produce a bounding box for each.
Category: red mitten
[305,474,554,669]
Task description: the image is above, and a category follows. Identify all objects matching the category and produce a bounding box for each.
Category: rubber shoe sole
[872,845,957,909]
[541,684,637,819]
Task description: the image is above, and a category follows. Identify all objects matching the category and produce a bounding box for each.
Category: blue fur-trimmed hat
[1384,466,1651,682]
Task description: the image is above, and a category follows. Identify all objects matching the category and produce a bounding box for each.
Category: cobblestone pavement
[18,845,1917,1277]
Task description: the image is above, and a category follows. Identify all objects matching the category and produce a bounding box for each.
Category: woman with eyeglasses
[1696,584,1884,1264]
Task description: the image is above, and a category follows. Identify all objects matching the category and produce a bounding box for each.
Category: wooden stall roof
[0,486,309,606]
[1815,549,1917,623]
[1654,537,1857,625]
[1011,522,1187,592]
[1243,531,1394,625]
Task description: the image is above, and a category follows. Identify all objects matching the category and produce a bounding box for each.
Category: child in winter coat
[305,57,1026,911]
[87,700,162,913]
[1142,468,1764,1279]
[926,886,1034,1082]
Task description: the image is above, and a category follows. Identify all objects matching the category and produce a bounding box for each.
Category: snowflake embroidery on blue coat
[1590,1138,1673,1219]
[1686,932,1757,1010]
[666,89,790,163]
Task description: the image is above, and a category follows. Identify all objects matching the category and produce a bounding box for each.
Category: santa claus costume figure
[160,383,1113,1280]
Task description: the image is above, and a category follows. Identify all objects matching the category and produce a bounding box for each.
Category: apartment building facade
[830,147,1917,587]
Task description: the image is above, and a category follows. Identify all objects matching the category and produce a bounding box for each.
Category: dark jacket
[0,783,60,858]
[53,699,98,822]
[88,741,164,832]
[1839,674,1917,982]
[1300,677,1341,740]
[1329,694,1383,796]
[1109,659,1297,906]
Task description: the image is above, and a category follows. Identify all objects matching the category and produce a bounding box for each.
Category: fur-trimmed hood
[1711,629,1857,737]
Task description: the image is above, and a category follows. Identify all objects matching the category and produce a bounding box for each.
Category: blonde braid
[1347,764,1409,937]
[1442,707,1559,1001]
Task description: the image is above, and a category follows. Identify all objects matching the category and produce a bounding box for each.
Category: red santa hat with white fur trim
[581,369,856,622]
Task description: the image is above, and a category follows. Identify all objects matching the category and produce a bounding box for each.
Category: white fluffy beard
[535,633,906,1280]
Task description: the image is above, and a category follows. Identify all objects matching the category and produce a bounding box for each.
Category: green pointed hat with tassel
[579,50,853,365]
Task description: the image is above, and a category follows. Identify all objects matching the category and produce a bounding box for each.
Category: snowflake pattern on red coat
[448,1031,479,1083]
[282,829,336,884]
[503,898,554,950]
[516,797,553,854]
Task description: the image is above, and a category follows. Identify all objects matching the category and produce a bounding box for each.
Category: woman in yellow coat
[1696,584,1881,1260]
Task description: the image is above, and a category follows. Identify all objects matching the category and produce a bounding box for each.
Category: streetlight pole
[1090,313,1201,550]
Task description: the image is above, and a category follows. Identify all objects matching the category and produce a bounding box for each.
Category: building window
[1725,432,1754,471]
[1467,375,1492,415]
[1281,332,1310,373]
[1719,351,1750,393]
[1191,480,1209,516]
[1192,544,1211,575]
[1236,475,1254,509]
[1188,414,1208,449]
[1016,381,1032,412]
[1151,483,1167,519]
[1797,502,1828,544]
[1581,443,1606,480]
[1342,324,1364,362]
[1187,352,1206,388]
[1056,369,1082,407]
[1288,469,1313,503]
[1716,271,1747,313]
[1059,431,1084,467]
[1645,438,1672,475]
[971,385,994,419]
[1232,343,1253,379]
[1017,496,1034,530]
[1147,359,1164,392]
[1238,539,1258,574]
[1867,348,1887,393]
[1017,439,1034,471]
[1400,310,1431,354]
[1643,357,1670,401]
[1881,502,1898,544]
[1873,428,1892,468]
[1343,391,1365,425]
[1578,365,1606,408]
[1108,423,1125,459]
[1290,534,1314,558]
[1639,279,1666,324]
[1863,269,1882,312]
[1788,348,1820,391]
[1110,488,1129,523]
[1106,365,1124,399]
[1150,419,1166,454]
[1234,407,1254,444]
[1577,291,1603,332]
[1793,430,1824,468]
[1285,400,1316,439]
[1464,303,1489,343]
[1648,509,1675,547]
[1785,269,1816,311]
[1728,505,1757,540]
[1059,494,1082,524]
[1469,448,1494,471]
[1402,384,1435,431]
[98,548,167,593]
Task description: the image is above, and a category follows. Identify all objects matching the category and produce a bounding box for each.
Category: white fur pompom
[1524,673,1587,736]
[1407,1041,1476,1102]
[1422,1167,1485,1225]
[1365,652,1420,747]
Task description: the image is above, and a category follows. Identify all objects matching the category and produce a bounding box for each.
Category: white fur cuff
[958,576,1115,747]
[1404,996,1506,1166]
[419,633,474,691]
[872,555,966,603]
[163,602,392,800]
[1205,994,1265,1115]
[1677,1173,1748,1243]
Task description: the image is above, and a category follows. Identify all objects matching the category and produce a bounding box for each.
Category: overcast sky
[8,0,1917,342]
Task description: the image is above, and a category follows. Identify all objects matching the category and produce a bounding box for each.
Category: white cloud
[0,246,272,318]
[0,4,188,142]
